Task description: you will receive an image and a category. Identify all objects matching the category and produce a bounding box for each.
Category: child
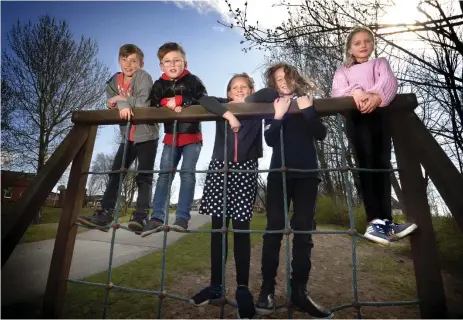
[331,26,418,246]
[189,73,272,319]
[254,63,332,318]
[77,44,159,234]
[141,42,207,235]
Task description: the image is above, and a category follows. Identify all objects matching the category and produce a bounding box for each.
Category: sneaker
[385,220,418,240]
[363,219,390,246]
[127,210,149,235]
[236,286,255,319]
[140,218,164,237]
[170,218,188,232]
[291,281,333,318]
[76,209,114,232]
[255,281,275,315]
[191,284,222,306]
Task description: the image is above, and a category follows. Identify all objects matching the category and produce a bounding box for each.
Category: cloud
[212,25,225,32]
[171,0,294,29]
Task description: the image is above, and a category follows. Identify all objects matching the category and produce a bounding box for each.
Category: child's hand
[223,111,241,132]
[296,95,313,109]
[173,106,182,113]
[119,108,134,121]
[166,98,177,109]
[360,93,382,113]
[273,96,291,119]
[107,101,116,109]
[352,89,369,110]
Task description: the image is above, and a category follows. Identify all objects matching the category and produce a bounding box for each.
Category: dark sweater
[256,88,327,179]
[198,96,264,162]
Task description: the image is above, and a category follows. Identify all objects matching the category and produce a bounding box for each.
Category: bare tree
[1,15,110,173]
[87,152,113,197]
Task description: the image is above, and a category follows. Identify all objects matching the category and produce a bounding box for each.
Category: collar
[161,69,191,81]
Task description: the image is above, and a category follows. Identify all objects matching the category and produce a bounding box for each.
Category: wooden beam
[42,126,97,318]
[390,113,447,318]
[1,125,90,267]
[72,93,418,125]
[408,113,463,232]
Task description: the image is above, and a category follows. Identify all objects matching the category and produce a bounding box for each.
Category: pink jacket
[331,57,398,107]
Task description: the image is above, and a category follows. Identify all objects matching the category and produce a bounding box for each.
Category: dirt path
[161,230,462,319]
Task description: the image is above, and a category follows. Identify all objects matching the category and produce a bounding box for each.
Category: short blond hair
[344,26,375,67]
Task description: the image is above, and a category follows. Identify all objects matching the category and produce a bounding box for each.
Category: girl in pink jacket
[331,26,417,246]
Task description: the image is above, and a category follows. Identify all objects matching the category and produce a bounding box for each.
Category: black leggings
[210,216,250,287]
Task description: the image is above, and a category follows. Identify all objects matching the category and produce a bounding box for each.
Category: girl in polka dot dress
[191,73,277,319]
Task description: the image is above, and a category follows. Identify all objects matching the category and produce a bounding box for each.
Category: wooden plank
[42,125,97,318]
[390,113,448,318]
[408,113,463,232]
[1,125,89,267]
[71,93,418,125]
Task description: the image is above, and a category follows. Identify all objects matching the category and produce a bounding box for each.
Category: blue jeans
[152,142,202,222]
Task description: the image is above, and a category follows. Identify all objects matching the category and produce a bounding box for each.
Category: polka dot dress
[199,159,258,222]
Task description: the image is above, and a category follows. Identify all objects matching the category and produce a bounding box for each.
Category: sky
[1,0,285,200]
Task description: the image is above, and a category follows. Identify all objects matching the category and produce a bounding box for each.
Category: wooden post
[390,112,447,318]
[42,126,97,318]
[1,125,90,266]
[408,113,463,232]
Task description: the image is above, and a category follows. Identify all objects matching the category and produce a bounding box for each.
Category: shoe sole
[255,306,275,315]
[170,225,187,232]
[363,232,390,246]
[128,221,143,232]
[76,217,109,232]
[390,223,418,239]
[140,226,163,238]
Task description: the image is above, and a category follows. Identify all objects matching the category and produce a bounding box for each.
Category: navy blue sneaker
[191,284,222,306]
[364,219,390,246]
[385,220,418,240]
[236,286,255,319]
[127,210,149,235]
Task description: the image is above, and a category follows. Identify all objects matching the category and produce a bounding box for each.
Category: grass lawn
[63,214,268,318]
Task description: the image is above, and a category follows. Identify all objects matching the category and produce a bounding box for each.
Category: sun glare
[382,0,422,24]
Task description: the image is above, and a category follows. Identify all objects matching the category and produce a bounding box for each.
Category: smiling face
[160,50,186,79]
[118,53,142,79]
[227,76,254,102]
[274,67,294,96]
[349,31,374,62]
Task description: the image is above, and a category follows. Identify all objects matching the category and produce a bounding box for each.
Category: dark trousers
[261,177,319,285]
[346,109,392,222]
[211,216,250,287]
[102,139,158,212]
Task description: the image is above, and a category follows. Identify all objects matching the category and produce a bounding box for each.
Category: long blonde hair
[343,26,375,67]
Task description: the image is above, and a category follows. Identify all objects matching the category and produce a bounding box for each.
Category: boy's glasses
[161,59,184,67]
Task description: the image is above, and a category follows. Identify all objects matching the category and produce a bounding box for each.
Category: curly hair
[343,26,375,67]
[264,62,313,96]
[226,72,255,94]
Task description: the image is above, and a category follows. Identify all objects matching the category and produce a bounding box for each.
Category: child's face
[160,51,186,79]
[119,53,142,78]
[274,67,293,96]
[349,31,374,61]
[227,77,253,103]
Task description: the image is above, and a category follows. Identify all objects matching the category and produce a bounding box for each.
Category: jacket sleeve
[149,80,164,108]
[198,96,228,116]
[126,71,154,108]
[182,75,208,107]
[331,67,364,97]
[264,118,283,147]
[245,88,280,103]
[365,57,398,107]
[301,107,327,141]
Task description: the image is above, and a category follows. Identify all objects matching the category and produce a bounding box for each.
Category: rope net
[73,116,419,319]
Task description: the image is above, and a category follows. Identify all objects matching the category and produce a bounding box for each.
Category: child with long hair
[254,63,332,318]
[190,73,275,319]
[331,26,417,246]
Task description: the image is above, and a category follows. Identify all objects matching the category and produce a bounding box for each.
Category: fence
[2,94,462,319]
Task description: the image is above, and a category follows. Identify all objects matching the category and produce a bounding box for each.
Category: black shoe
[170,218,188,232]
[235,286,255,319]
[128,210,149,235]
[291,280,332,318]
[255,281,275,315]
[140,218,164,237]
[191,284,222,306]
[76,209,114,232]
